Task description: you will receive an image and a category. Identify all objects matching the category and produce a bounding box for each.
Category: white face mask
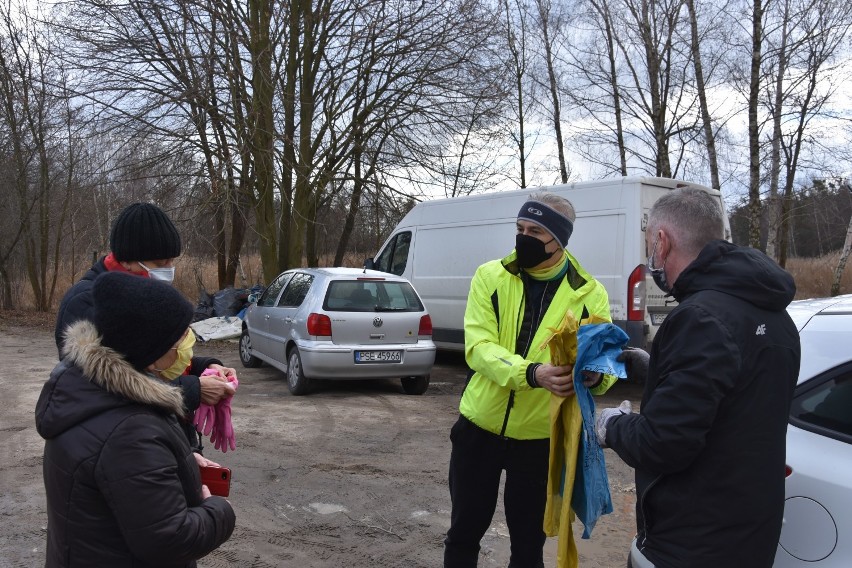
[138,262,176,283]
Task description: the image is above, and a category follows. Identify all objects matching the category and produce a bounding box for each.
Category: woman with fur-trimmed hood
[36,272,235,567]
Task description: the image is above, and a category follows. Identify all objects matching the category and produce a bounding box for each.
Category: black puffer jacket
[36,320,235,567]
[606,241,800,568]
[55,258,107,355]
[55,258,218,452]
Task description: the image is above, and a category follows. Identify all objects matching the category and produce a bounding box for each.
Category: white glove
[595,400,633,447]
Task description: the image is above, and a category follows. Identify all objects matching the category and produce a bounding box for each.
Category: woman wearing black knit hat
[36,272,235,567]
[56,202,186,349]
[53,202,237,459]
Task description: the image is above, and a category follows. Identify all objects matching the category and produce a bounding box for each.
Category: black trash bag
[213,287,250,317]
[193,290,215,322]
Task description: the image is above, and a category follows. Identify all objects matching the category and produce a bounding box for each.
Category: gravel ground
[0,316,642,567]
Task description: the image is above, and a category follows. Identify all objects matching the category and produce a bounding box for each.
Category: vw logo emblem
[527,207,543,216]
[373,317,383,328]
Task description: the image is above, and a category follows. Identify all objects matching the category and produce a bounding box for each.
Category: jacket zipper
[638,474,662,548]
[499,390,515,437]
[500,278,550,438]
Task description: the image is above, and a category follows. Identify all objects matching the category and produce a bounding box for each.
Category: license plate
[651,313,667,325]
[355,350,402,363]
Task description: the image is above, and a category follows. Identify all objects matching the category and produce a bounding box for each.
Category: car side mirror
[364,257,375,270]
[248,293,259,304]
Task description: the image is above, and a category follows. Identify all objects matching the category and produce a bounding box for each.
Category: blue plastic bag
[571,323,628,538]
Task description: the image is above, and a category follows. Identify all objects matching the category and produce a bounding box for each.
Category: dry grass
[174,254,265,300]
[2,250,371,319]
[786,253,852,299]
[1,251,849,325]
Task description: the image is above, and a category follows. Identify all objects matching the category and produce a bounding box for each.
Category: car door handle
[264,314,270,320]
[284,317,294,323]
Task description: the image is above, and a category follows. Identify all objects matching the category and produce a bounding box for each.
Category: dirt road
[0,322,642,568]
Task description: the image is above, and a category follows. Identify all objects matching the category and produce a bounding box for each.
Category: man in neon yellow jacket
[444,192,616,568]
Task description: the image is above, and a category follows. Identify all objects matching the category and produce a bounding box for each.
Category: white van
[366,177,729,351]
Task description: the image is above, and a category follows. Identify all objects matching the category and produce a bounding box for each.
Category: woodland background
[1,0,851,311]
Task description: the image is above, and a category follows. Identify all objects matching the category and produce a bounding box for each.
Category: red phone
[200,465,231,497]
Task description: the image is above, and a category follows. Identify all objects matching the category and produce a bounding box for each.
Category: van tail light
[628,265,646,321]
[419,315,433,337]
[785,465,792,478]
[307,313,332,336]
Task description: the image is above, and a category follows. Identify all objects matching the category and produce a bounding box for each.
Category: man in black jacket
[55,203,235,457]
[595,188,800,568]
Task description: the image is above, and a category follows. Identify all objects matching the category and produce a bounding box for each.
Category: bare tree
[275,0,505,269]
[501,0,534,188]
[247,0,277,281]
[568,0,705,179]
[532,0,572,183]
[684,0,723,189]
[566,0,629,176]
[745,0,768,248]
[766,0,852,263]
[0,2,76,310]
[56,0,254,287]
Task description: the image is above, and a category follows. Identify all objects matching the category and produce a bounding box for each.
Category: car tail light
[419,315,433,336]
[307,313,332,336]
[785,465,792,478]
[628,265,646,321]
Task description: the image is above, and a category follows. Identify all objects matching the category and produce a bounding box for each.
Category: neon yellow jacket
[460,250,615,439]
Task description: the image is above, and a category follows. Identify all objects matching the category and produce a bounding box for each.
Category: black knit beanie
[110,203,182,262]
[93,272,193,370]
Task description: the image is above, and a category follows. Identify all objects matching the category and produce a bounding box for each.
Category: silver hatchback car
[238,267,436,395]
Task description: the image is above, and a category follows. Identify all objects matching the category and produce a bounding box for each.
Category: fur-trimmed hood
[37,320,185,440]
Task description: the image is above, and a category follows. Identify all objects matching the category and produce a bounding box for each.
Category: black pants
[444,415,549,568]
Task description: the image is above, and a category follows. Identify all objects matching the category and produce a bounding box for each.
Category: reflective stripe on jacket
[460,249,614,440]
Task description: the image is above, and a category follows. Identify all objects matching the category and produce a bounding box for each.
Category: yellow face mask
[154,330,196,380]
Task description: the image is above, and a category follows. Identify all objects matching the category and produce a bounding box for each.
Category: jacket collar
[62,320,186,417]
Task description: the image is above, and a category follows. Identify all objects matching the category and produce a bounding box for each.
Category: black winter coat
[54,258,220,452]
[606,241,800,568]
[35,320,235,567]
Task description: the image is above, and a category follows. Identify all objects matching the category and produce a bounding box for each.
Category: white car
[775,294,852,567]
[239,267,436,395]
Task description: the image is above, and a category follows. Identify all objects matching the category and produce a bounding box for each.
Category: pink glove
[193,369,220,436]
[193,403,216,436]
[210,375,239,453]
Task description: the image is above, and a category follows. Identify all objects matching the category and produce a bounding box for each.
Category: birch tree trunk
[685,0,720,190]
[589,0,627,175]
[831,214,852,297]
[535,0,569,183]
[764,0,791,260]
[502,0,530,188]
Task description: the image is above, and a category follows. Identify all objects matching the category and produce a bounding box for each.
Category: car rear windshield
[323,280,424,312]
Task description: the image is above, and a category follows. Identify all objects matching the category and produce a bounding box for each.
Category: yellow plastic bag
[542,311,609,568]
[541,310,579,367]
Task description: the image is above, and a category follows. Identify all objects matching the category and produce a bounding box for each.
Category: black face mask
[516,234,557,269]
